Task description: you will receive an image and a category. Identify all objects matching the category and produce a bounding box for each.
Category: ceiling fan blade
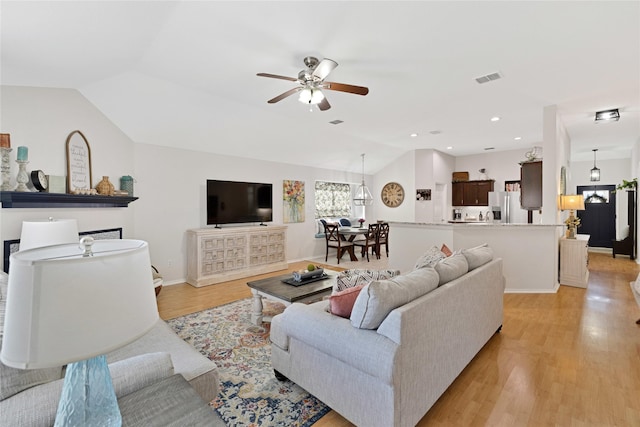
[323,82,369,96]
[311,58,338,80]
[257,73,298,82]
[267,87,300,104]
[317,97,331,111]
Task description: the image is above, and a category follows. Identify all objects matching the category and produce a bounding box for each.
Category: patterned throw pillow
[414,246,446,269]
[335,269,401,292]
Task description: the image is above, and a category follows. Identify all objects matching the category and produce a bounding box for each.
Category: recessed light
[329,119,344,125]
[410,133,418,137]
[490,116,500,122]
[446,146,453,150]
[514,137,522,141]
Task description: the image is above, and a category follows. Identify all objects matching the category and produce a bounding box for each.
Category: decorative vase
[96,176,115,196]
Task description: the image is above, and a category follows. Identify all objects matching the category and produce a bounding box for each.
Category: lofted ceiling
[1,1,638,174]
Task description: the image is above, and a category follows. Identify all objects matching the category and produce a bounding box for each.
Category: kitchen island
[389,222,563,293]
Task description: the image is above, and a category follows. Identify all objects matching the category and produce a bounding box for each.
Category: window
[315,181,352,218]
[583,190,609,204]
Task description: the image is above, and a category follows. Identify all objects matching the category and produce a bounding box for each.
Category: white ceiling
[1,1,639,174]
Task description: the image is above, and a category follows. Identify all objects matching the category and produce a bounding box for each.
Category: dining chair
[376,223,390,259]
[324,223,354,264]
[353,223,379,262]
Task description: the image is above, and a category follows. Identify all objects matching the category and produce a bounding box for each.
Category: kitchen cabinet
[559,234,589,288]
[520,161,542,209]
[452,180,494,206]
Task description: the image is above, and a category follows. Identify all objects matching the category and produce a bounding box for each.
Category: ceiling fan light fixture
[298,87,324,105]
[594,108,620,123]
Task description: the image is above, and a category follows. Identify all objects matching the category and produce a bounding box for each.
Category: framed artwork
[416,188,431,201]
[283,180,305,223]
[66,130,92,193]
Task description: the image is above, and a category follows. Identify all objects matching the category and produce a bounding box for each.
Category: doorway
[576,185,616,248]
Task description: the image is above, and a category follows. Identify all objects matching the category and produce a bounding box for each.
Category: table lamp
[19,218,79,250]
[0,238,159,426]
[559,194,585,239]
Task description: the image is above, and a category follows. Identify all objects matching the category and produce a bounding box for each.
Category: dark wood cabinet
[452,180,494,206]
[520,161,542,209]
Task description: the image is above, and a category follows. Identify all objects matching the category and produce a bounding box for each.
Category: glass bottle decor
[96,176,115,196]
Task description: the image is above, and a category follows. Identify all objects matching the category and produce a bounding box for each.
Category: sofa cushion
[329,285,364,318]
[462,243,494,270]
[335,269,401,292]
[414,246,446,269]
[434,253,469,286]
[350,267,439,329]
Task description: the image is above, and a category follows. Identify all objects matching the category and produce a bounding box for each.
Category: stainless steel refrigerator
[488,191,528,224]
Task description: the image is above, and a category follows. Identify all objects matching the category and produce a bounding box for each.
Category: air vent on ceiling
[329,119,344,125]
[484,147,495,151]
[475,72,503,84]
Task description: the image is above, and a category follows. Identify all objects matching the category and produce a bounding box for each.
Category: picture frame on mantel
[65,130,92,193]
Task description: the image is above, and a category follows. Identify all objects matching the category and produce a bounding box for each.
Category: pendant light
[590,149,600,182]
[353,153,373,206]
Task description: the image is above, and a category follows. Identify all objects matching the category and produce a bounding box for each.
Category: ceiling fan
[257,56,369,111]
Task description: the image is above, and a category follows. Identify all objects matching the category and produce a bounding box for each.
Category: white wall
[0,86,367,283]
[0,86,135,263]
[133,143,365,283]
[372,150,415,223]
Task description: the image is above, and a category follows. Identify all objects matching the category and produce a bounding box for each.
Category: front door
[576,185,616,248]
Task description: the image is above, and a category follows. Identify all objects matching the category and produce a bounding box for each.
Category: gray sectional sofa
[270,246,505,427]
[0,272,219,427]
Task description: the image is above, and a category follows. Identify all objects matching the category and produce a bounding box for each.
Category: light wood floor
[157,253,640,426]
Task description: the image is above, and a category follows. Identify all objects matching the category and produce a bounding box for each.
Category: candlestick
[1,147,12,191]
[15,160,30,192]
[17,146,28,161]
[0,134,10,148]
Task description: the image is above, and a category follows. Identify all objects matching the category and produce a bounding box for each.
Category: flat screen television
[206,180,273,225]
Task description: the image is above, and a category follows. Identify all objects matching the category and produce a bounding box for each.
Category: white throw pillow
[434,253,469,286]
[350,267,439,329]
[461,243,494,270]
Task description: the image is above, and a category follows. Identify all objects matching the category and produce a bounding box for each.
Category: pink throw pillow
[329,285,365,319]
[441,243,453,257]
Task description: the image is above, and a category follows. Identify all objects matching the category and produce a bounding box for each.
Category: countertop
[391,221,563,227]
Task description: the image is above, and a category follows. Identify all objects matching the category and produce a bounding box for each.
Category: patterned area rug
[167,298,330,426]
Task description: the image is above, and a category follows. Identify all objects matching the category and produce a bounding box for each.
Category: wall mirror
[66,130,92,193]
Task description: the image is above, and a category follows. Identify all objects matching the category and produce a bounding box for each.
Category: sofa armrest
[271,301,398,383]
[110,352,174,398]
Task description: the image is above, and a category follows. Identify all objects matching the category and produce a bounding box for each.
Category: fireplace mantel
[0,191,138,208]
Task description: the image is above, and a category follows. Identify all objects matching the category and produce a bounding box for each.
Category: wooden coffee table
[247,269,338,326]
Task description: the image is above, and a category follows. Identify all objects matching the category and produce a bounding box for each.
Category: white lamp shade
[19,219,79,251]
[1,239,159,369]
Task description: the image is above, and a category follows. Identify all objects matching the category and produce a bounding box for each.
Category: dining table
[337,227,369,261]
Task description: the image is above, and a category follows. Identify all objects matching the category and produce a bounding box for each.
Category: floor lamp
[0,239,159,426]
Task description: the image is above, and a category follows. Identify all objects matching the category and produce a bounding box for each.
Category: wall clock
[381,182,405,207]
[30,170,48,192]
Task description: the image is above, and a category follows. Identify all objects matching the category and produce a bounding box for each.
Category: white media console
[186,225,287,287]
